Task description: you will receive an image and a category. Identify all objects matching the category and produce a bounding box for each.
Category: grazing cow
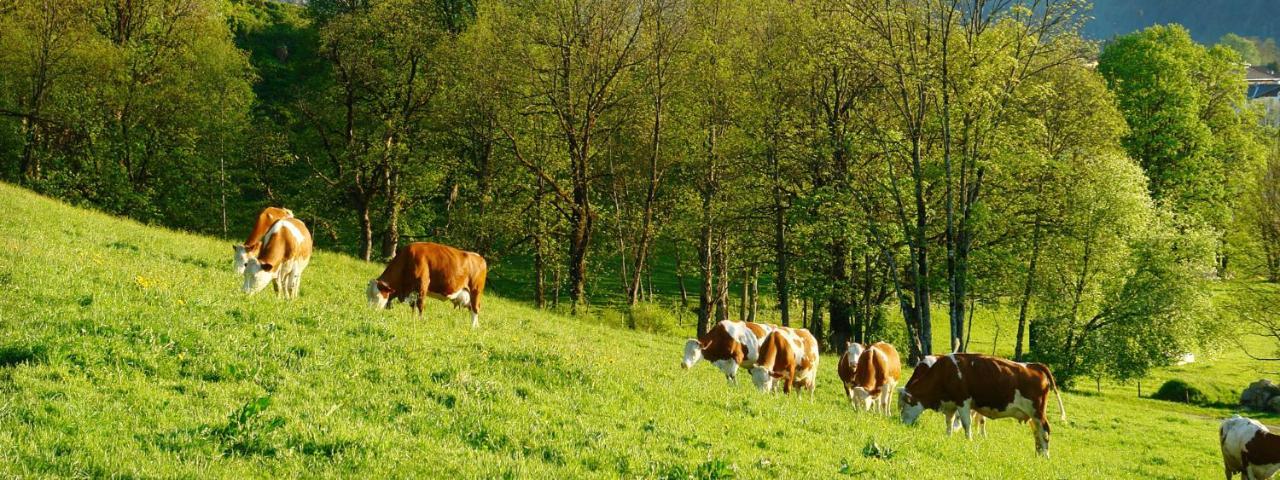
[898,353,1066,457]
[681,320,774,383]
[750,327,819,395]
[233,207,293,274]
[367,242,488,328]
[241,218,312,298]
[838,341,901,414]
[1222,415,1280,480]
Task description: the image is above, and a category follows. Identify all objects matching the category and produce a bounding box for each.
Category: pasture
[0,181,1268,478]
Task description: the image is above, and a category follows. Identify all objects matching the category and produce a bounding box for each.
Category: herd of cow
[231,207,489,327]
[231,207,1280,476]
[681,319,1065,457]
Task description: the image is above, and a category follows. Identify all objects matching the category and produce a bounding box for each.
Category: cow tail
[1038,364,1067,422]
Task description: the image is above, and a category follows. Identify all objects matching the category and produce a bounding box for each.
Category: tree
[492,0,646,312]
[1099,25,1262,276]
[1220,33,1260,65]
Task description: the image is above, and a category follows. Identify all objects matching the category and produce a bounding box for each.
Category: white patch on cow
[241,258,275,295]
[750,365,772,391]
[899,393,925,425]
[681,339,703,369]
[720,321,763,364]
[448,289,471,308]
[973,390,1036,423]
[714,359,739,384]
[263,219,305,245]
[233,244,250,274]
[470,311,479,329]
[947,354,962,380]
[846,343,866,369]
[919,355,938,368]
[367,280,390,308]
[852,387,874,411]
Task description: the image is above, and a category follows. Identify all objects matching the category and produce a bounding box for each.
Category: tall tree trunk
[381,166,400,260]
[1014,212,1044,361]
[748,265,759,323]
[697,214,714,336]
[630,42,664,306]
[828,240,852,352]
[771,147,790,327]
[810,298,826,351]
[696,126,719,336]
[911,136,933,357]
[535,233,546,308]
[358,195,374,262]
[714,235,730,323]
[739,267,749,322]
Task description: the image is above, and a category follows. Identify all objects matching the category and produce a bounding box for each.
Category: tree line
[3,0,1278,386]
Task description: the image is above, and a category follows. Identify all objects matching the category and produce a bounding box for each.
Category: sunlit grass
[0,182,1262,478]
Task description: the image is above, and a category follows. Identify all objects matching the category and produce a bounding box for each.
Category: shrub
[1152,379,1208,405]
[628,303,677,335]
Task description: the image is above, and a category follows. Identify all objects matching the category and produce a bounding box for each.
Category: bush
[628,303,677,335]
[1152,379,1208,405]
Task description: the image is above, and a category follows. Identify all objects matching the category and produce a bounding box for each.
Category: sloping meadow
[0,183,1233,478]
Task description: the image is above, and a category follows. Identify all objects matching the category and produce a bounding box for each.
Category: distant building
[1248,65,1280,126]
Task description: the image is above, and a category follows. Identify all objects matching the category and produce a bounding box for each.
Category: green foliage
[628,302,678,335]
[1098,25,1261,246]
[1220,33,1261,65]
[204,395,287,457]
[1152,379,1209,405]
[860,439,896,460]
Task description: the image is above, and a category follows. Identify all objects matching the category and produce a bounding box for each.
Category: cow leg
[469,284,482,328]
[1032,417,1050,457]
[958,400,974,440]
[944,409,958,436]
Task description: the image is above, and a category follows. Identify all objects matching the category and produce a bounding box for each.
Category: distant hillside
[1085,0,1278,43]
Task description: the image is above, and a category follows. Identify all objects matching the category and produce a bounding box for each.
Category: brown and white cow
[838,341,901,414]
[1222,415,1280,480]
[367,242,488,328]
[898,353,1066,457]
[750,327,819,395]
[233,207,293,274]
[241,217,312,299]
[681,320,774,384]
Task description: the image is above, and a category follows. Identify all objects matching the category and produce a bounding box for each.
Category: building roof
[1248,65,1280,84]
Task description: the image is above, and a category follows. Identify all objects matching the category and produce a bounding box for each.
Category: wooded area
[2,0,1278,387]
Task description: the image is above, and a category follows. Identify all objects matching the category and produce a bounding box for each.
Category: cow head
[898,387,925,425]
[681,339,704,369]
[367,280,393,308]
[241,258,275,294]
[232,244,258,274]
[845,342,865,370]
[750,366,775,391]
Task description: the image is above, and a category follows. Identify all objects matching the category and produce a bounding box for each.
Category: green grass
[0,181,1270,478]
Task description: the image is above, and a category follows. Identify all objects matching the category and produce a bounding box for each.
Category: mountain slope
[0,182,1248,478]
[1085,0,1278,42]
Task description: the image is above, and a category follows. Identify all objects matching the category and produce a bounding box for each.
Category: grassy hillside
[0,181,1268,478]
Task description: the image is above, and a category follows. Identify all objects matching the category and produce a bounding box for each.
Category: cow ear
[377,281,394,294]
[260,263,273,272]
